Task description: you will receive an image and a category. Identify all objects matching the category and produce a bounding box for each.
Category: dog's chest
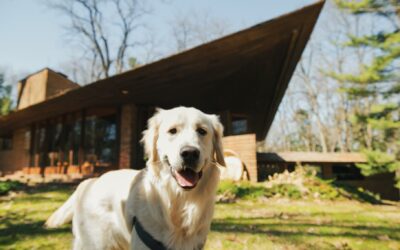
[169,200,201,237]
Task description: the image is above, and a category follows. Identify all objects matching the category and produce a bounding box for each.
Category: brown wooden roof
[258,152,367,164]
[0,1,324,140]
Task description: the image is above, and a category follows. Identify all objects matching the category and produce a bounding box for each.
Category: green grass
[0,184,399,250]
[0,185,74,250]
[209,201,400,250]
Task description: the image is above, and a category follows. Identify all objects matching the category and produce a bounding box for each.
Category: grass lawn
[0,185,399,250]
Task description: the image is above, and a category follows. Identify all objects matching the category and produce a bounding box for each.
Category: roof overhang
[0,1,324,140]
[258,152,367,164]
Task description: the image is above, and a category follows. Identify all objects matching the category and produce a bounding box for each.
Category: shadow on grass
[13,194,71,204]
[0,184,74,246]
[23,182,77,195]
[211,218,400,241]
[332,182,383,204]
[0,181,78,198]
[0,218,70,245]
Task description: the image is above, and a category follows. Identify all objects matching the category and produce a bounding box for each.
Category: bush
[0,180,25,195]
[218,181,266,200]
[265,184,302,199]
[217,181,303,201]
[217,166,381,203]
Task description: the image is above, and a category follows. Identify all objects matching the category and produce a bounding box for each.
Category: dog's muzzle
[164,153,203,190]
[171,168,203,190]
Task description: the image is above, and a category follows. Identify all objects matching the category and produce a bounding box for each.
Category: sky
[0,0,316,82]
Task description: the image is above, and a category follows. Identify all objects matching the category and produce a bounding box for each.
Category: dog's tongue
[175,169,199,188]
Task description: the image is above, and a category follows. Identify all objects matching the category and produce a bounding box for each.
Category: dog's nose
[180,146,200,166]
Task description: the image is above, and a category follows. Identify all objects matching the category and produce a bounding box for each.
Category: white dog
[45,107,225,250]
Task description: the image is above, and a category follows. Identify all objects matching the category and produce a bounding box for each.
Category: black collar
[133,216,168,250]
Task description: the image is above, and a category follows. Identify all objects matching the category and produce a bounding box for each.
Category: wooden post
[322,163,333,179]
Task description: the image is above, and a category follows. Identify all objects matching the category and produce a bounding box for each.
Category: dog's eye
[197,128,207,136]
[168,128,177,135]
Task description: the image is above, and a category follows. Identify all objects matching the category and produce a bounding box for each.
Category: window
[29,108,118,168]
[24,131,31,150]
[231,114,248,135]
[63,118,81,166]
[30,113,83,167]
[48,121,63,166]
[332,164,364,180]
[33,125,47,167]
[0,135,12,151]
[84,108,117,166]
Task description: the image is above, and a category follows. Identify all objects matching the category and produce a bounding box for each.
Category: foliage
[0,181,25,195]
[0,73,12,116]
[128,57,141,69]
[217,167,381,203]
[217,181,266,200]
[217,181,303,200]
[330,0,400,186]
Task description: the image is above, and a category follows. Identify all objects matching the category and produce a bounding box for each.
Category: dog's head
[142,107,225,190]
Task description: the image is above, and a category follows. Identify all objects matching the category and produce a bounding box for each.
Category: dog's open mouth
[173,168,202,190]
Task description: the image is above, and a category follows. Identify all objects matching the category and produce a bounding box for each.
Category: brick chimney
[16,68,80,110]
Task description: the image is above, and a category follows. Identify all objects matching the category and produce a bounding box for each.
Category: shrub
[265,184,302,199]
[217,180,303,201]
[0,180,25,195]
[217,166,381,203]
[218,180,266,200]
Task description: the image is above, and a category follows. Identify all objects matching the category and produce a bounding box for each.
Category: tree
[0,73,12,116]
[170,10,230,52]
[265,1,367,154]
[331,0,400,187]
[48,0,152,82]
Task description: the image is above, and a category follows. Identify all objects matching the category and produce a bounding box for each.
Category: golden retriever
[45,106,225,250]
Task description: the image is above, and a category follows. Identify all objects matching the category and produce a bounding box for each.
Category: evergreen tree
[331,0,400,187]
[0,74,12,116]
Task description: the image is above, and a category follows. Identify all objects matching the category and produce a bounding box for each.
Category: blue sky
[0,0,315,80]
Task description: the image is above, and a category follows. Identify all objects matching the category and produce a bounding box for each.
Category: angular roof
[0,1,324,139]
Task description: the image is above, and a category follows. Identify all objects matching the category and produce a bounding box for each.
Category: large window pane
[61,116,82,166]
[85,113,117,166]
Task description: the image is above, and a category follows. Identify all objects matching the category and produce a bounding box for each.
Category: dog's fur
[45,107,225,250]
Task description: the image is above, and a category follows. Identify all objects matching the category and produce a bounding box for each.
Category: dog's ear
[209,115,226,167]
[141,109,162,164]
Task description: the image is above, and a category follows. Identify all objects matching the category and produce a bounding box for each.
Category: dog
[45,106,225,250]
[220,149,249,181]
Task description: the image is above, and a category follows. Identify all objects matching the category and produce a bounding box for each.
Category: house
[0,3,324,181]
[257,152,400,200]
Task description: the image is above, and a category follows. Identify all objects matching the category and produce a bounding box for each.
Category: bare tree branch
[47,0,152,82]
